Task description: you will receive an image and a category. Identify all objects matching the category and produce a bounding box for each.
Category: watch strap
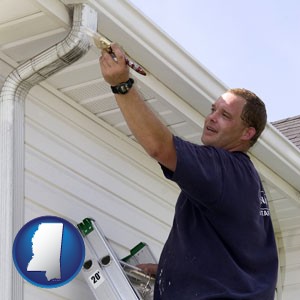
[111,78,134,94]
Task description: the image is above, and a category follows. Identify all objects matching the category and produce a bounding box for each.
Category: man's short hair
[228,88,267,146]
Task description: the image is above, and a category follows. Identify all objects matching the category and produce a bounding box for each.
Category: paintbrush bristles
[83,27,111,51]
[93,36,112,52]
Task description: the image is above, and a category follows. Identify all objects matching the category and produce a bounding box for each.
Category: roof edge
[251,123,300,192]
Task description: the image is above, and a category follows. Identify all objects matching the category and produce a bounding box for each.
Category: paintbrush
[84,27,146,76]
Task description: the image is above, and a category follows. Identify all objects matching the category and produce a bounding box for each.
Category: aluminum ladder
[77,218,156,300]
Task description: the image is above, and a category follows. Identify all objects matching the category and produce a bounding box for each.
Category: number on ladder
[89,270,105,289]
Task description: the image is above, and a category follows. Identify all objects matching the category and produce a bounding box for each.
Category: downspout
[0,3,97,299]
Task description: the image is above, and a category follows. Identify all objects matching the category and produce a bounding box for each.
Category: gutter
[0,3,97,299]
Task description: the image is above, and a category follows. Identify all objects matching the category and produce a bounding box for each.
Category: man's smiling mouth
[206,126,217,133]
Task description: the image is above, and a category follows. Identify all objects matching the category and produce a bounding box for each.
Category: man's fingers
[136,263,158,276]
[99,55,110,68]
[99,43,130,86]
[110,43,126,64]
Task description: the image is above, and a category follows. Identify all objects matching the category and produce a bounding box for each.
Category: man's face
[201,92,250,151]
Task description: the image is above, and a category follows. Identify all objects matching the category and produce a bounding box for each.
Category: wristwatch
[111,78,134,94]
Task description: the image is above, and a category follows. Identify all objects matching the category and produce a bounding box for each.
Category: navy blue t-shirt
[154,136,278,300]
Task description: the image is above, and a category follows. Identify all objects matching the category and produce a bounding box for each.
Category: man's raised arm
[100,44,177,171]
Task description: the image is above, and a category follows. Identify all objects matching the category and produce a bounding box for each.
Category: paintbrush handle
[125,58,147,76]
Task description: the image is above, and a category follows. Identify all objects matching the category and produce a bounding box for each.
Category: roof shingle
[272,115,300,149]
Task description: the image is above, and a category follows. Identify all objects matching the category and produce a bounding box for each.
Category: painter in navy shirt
[99,52,279,300]
[154,136,278,299]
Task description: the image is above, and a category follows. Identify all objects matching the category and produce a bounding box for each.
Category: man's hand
[137,263,158,277]
[99,43,130,86]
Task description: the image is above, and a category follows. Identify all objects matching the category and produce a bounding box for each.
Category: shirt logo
[260,190,270,217]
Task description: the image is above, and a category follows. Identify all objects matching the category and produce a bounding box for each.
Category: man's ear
[241,127,256,141]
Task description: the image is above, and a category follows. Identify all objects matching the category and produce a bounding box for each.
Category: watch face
[111,78,134,94]
[119,85,129,94]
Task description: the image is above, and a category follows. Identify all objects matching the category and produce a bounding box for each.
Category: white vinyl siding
[24,86,178,299]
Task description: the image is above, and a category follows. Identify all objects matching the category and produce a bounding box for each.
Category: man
[100,44,278,299]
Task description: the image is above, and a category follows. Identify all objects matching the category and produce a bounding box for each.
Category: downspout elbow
[0,3,96,102]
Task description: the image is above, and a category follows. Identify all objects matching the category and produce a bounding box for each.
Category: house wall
[23,85,178,299]
[278,229,300,299]
[271,120,300,300]
[266,180,300,299]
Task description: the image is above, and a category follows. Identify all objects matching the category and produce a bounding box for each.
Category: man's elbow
[147,143,177,172]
